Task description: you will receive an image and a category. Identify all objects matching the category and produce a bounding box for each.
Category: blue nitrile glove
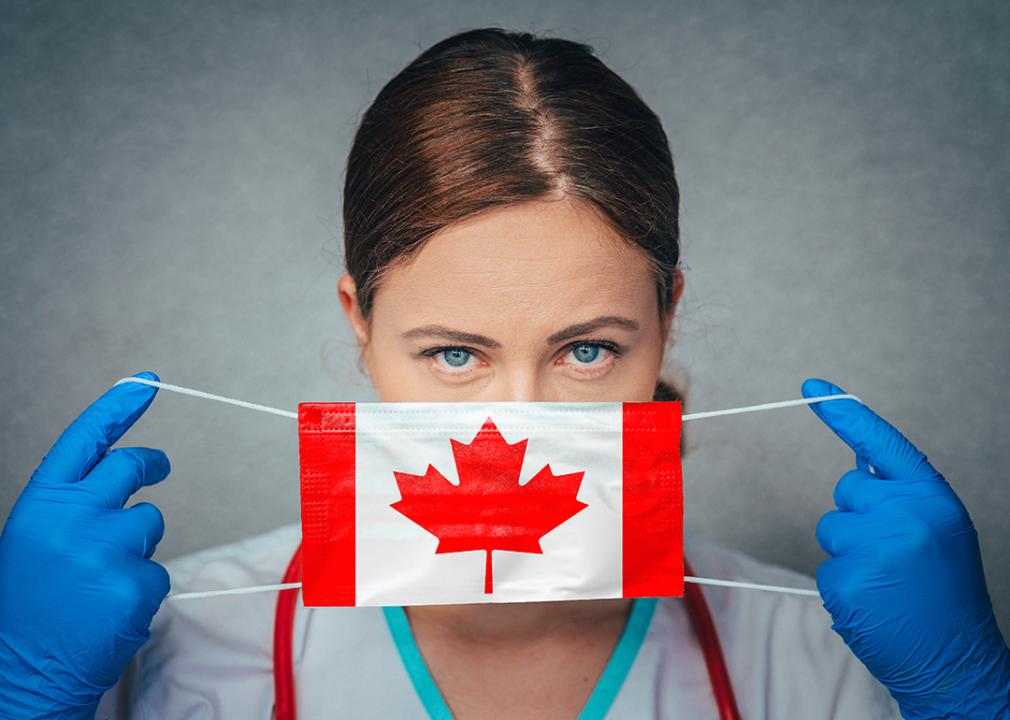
[0,371,171,719]
[804,378,1010,719]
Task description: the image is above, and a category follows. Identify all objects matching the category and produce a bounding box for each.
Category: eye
[422,346,480,374]
[438,347,473,368]
[420,339,624,377]
[561,340,622,369]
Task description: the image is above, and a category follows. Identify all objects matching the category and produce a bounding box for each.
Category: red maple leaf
[389,416,589,594]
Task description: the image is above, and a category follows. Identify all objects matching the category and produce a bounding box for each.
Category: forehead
[371,197,657,335]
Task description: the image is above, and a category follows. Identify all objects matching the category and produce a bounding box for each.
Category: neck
[404,597,635,646]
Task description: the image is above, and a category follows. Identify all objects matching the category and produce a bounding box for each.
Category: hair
[342,26,687,406]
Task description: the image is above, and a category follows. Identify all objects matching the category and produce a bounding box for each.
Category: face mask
[299,399,682,606]
[115,376,856,604]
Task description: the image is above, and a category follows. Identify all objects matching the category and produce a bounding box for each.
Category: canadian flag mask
[298,400,683,607]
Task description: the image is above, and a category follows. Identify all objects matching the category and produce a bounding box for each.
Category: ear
[337,274,370,348]
[661,269,684,344]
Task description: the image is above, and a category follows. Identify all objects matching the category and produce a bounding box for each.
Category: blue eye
[440,348,471,368]
[562,340,624,369]
[421,346,477,373]
[569,342,602,364]
[422,339,623,376]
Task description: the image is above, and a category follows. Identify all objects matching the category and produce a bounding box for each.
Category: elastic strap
[113,376,855,601]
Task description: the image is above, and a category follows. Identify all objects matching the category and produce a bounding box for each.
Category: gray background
[3,1,1008,631]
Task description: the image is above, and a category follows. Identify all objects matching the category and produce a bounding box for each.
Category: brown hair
[342,27,687,406]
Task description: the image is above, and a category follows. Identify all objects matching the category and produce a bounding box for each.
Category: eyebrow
[401,315,640,348]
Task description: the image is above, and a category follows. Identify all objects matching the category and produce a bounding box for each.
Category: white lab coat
[95,523,903,719]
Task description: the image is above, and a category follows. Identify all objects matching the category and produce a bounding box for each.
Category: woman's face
[338,196,682,403]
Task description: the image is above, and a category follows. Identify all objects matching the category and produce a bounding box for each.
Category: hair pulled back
[343,27,686,402]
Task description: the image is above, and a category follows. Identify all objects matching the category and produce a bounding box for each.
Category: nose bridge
[490,360,545,403]
[505,370,542,403]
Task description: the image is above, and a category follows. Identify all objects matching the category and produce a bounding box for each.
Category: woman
[2,27,1007,719]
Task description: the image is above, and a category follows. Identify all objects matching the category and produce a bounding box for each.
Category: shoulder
[97,523,303,719]
[659,533,902,719]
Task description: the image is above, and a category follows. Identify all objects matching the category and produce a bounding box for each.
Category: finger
[815,554,859,618]
[31,371,161,485]
[132,558,171,617]
[815,509,872,556]
[801,378,941,482]
[105,502,166,559]
[815,553,892,627]
[111,556,171,628]
[136,557,171,606]
[80,447,171,509]
[833,468,923,511]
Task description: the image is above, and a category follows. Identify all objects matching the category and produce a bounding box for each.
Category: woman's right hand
[0,371,171,719]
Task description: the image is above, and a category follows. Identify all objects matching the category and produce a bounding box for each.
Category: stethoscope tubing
[271,546,741,720]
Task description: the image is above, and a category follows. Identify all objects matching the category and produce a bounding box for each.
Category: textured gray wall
[3,1,1008,631]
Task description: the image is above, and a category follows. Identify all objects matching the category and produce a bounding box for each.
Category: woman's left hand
[803,378,1010,719]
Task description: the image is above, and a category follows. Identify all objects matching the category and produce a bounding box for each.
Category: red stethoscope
[272,545,741,720]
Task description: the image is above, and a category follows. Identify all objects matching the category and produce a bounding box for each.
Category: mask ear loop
[111,376,860,601]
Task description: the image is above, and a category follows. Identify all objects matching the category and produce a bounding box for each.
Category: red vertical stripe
[298,402,356,606]
[622,401,684,597]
